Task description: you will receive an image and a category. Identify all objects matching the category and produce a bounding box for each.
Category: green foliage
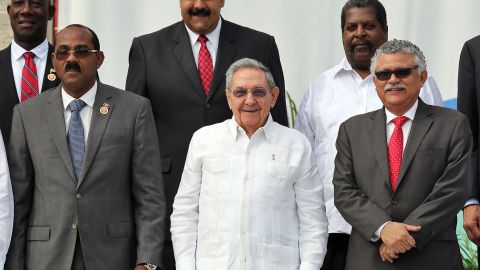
[458,233,478,270]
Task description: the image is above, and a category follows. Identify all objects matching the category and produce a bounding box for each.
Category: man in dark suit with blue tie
[0,0,59,145]
[126,1,288,268]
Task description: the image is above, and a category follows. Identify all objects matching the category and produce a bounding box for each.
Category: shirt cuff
[299,262,322,270]
[465,198,480,207]
[371,221,391,242]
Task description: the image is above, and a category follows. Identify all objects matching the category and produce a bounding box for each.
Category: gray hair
[370,39,427,74]
[225,58,277,90]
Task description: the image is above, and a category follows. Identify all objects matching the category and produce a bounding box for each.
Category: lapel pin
[100,103,110,115]
[47,68,56,81]
[272,154,276,161]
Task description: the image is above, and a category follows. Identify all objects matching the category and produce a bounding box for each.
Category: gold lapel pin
[47,68,56,81]
[100,103,110,115]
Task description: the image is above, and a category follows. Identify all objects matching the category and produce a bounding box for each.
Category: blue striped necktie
[67,99,87,181]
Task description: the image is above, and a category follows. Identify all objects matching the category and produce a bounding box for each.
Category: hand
[380,222,421,253]
[134,265,148,270]
[464,204,480,245]
[379,243,398,263]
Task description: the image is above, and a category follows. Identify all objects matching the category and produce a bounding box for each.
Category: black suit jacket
[126,19,288,240]
[0,44,60,145]
[458,35,480,199]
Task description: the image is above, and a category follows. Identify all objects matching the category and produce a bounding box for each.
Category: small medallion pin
[47,68,56,81]
[272,154,276,160]
[100,103,110,115]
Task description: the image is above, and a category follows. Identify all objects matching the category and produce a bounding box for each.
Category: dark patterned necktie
[67,99,87,180]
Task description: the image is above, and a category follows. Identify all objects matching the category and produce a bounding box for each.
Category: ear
[420,70,428,85]
[96,51,105,69]
[225,90,233,110]
[220,0,225,8]
[270,87,280,108]
[48,4,55,20]
[7,5,11,16]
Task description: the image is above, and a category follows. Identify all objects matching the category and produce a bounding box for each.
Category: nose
[387,73,401,84]
[244,92,256,105]
[193,0,207,8]
[354,25,366,38]
[20,1,33,14]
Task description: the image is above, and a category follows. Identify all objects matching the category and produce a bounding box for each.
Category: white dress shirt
[11,39,49,100]
[0,131,13,269]
[61,82,97,144]
[185,18,221,68]
[171,115,328,270]
[295,58,443,235]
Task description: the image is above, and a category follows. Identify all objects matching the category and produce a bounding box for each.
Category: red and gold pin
[100,103,110,115]
[47,68,56,81]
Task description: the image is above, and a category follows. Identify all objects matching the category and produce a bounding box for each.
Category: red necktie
[388,116,408,192]
[20,51,39,102]
[198,35,213,94]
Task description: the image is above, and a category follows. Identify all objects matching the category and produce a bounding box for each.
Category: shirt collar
[333,57,374,81]
[385,99,419,124]
[227,114,274,142]
[62,81,98,111]
[11,38,49,61]
[185,18,222,50]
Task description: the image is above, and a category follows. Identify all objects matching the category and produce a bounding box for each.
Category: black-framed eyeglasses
[53,48,99,60]
[374,65,419,81]
[230,87,269,98]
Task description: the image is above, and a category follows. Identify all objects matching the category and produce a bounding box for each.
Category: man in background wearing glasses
[170,58,327,270]
[0,0,60,146]
[294,1,443,269]
[5,24,165,270]
[333,39,471,270]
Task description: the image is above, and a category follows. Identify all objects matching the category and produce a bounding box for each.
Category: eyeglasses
[374,65,419,81]
[53,48,99,60]
[230,87,269,98]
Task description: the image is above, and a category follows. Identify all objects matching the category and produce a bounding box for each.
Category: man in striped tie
[0,0,60,145]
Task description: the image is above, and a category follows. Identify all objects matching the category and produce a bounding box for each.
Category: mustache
[188,8,211,17]
[65,62,81,72]
[349,39,374,53]
[384,83,406,92]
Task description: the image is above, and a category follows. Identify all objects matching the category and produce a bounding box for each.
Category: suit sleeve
[403,115,472,249]
[131,99,166,267]
[0,132,13,268]
[264,36,288,127]
[170,133,202,270]
[5,106,34,270]
[126,37,149,98]
[333,122,392,241]
[457,40,479,199]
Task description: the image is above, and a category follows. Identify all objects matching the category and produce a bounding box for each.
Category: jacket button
[72,223,78,230]
[391,200,398,205]
[205,103,211,109]
[75,193,82,199]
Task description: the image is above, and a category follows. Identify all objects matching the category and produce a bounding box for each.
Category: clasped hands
[379,222,421,263]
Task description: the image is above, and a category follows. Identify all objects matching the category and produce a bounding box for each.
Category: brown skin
[52,26,104,99]
[464,205,480,245]
[226,68,279,138]
[373,53,427,116]
[379,221,421,262]
[180,0,224,35]
[7,0,55,51]
[342,7,387,79]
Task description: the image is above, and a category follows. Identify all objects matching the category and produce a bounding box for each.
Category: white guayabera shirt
[295,57,443,235]
[171,115,328,270]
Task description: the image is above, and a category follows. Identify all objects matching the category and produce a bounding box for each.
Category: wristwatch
[143,263,158,270]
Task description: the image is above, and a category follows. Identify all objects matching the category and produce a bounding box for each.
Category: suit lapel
[396,100,434,188]
[172,22,205,99]
[45,86,77,184]
[370,109,392,189]
[41,45,59,92]
[77,83,115,188]
[207,19,235,103]
[0,46,21,106]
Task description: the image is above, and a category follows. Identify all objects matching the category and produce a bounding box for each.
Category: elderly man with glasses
[170,58,328,270]
[333,39,472,270]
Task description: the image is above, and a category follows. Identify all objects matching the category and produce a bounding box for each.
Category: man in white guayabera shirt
[171,58,328,270]
[0,131,13,270]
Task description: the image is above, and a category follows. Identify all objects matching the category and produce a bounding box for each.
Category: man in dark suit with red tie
[125,1,288,268]
[0,0,60,145]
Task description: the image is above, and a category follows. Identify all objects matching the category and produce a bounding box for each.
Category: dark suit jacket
[458,35,480,199]
[0,44,60,145]
[333,100,471,270]
[125,19,288,240]
[5,83,166,270]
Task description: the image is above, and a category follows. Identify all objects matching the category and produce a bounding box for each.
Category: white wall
[57,0,480,104]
